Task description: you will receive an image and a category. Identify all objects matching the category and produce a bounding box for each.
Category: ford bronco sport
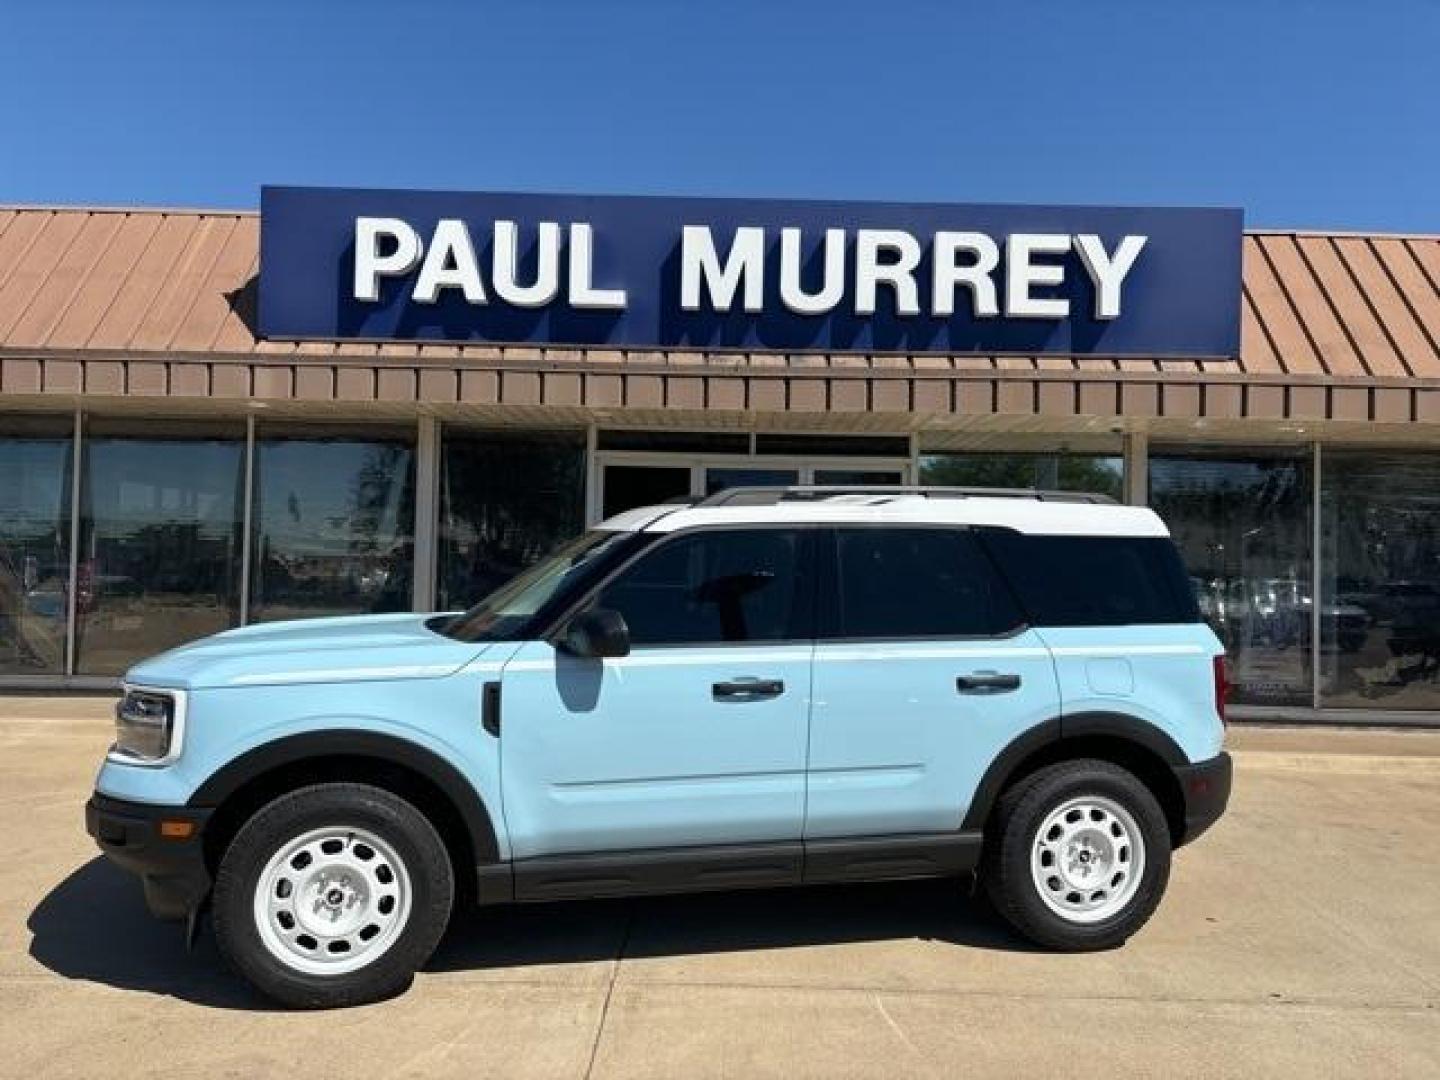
[87,486,1232,1008]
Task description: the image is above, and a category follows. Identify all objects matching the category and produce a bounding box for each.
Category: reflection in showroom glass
[250,429,416,623]
[0,417,73,676]
[75,422,245,676]
[1320,452,1440,711]
[1150,451,1312,708]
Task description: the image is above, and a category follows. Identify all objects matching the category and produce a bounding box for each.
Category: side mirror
[559,607,631,658]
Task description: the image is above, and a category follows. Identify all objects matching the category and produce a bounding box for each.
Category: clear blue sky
[3,1,1436,231]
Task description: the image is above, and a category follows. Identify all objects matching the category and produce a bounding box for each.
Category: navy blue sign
[259,185,1242,357]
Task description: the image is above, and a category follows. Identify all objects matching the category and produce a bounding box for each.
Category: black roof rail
[694,485,1118,507]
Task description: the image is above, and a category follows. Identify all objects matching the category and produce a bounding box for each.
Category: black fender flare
[960,711,1186,832]
[188,729,500,864]
[1061,711,1187,766]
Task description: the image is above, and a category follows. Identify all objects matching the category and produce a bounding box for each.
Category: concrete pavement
[0,697,1436,1078]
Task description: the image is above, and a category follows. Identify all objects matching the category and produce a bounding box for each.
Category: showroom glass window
[918,453,1124,501]
[438,428,586,611]
[74,419,245,676]
[250,425,416,622]
[0,416,73,676]
[1149,449,1312,707]
[1320,451,1440,711]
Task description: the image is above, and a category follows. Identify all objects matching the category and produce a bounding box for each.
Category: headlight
[110,687,186,765]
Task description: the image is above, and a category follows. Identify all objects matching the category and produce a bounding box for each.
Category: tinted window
[602,465,691,519]
[705,468,799,496]
[828,528,1023,639]
[594,529,809,645]
[978,529,1199,627]
[597,429,748,454]
[755,433,910,457]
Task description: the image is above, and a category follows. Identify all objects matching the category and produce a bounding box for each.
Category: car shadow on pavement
[28,859,1037,1010]
[27,858,265,1009]
[428,877,1040,974]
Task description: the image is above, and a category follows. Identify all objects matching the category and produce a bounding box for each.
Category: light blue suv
[87,486,1232,1008]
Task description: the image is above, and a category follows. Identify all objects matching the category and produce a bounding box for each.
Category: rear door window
[824,527,1024,639]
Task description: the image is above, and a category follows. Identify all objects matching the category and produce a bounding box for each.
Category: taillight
[1213,654,1229,727]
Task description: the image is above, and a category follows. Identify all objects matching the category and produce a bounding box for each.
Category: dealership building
[0,188,1438,726]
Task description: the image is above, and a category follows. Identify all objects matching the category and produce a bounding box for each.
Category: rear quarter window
[976,528,1200,627]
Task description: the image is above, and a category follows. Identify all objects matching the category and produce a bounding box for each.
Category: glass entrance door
[704,468,799,496]
[813,468,905,487]
[600,465,692,518]
[595,456,913,522]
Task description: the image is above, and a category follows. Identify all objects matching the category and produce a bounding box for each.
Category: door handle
[713,678,785,700]
[956,671,1021,694]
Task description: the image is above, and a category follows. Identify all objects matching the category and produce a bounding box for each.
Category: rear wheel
[983,759,1171,951]
[212,782,453,1008]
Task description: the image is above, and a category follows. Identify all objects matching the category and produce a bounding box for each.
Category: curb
[1232,750,1440,775]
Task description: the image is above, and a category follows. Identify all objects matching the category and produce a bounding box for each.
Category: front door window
[594,528,811,645]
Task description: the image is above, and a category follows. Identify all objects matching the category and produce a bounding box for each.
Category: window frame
[815,524,1029,644]
[540,523,820,650]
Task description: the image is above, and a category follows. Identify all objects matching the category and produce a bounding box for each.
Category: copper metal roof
[1,206,1438,427]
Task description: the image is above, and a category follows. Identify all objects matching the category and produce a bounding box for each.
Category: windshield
[437,530,637,642]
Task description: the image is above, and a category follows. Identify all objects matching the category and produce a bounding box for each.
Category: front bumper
[1171,751,1233,846]
[85,794,212,921]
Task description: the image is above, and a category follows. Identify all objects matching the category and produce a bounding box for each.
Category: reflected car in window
[1194,575,1368,654]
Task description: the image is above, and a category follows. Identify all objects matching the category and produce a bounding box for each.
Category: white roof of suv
[600,488,1170,538]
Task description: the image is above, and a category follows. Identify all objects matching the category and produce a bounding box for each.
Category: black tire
[212,782,454,1009]
[982,759,1171,951]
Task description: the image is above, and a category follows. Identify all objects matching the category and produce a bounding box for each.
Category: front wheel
[212,782,454,1008]
[983,759,1171,951]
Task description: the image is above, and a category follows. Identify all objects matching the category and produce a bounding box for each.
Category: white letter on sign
[779,228,845,315]
[568,223,628,309]
[1006,234,1070,319]
[413,219,486,304]
[1073,234,1147,320]
[354,217,423,302]
[493,220,561,308]
[681,226,765,313]
[855,230,921,316]
[932,232,1000,318]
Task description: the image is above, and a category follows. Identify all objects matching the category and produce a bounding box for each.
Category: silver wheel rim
[1030,795,1145,924]
[253,825,413,976]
